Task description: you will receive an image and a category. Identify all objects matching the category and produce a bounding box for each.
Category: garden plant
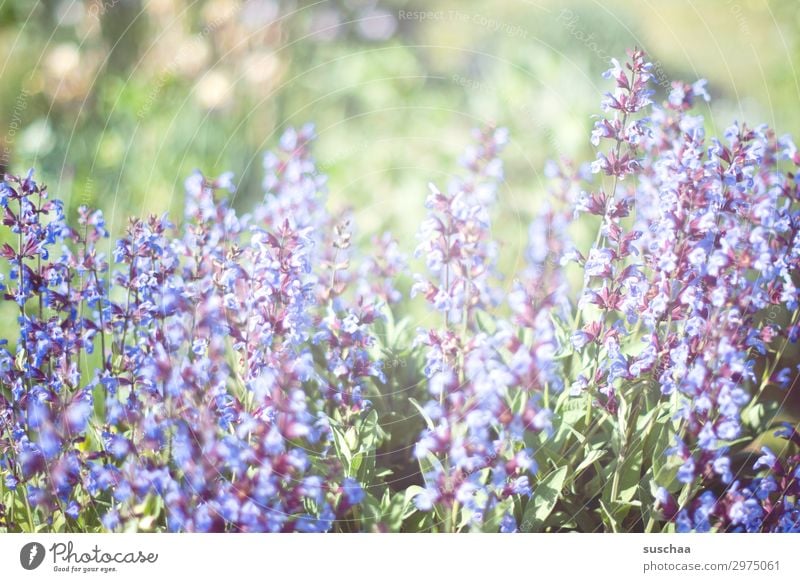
[1,49,799,533]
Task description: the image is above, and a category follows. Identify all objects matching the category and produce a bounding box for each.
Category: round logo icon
[20,542,46,570]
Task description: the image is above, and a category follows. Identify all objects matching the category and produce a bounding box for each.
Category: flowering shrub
[1,49,799,533]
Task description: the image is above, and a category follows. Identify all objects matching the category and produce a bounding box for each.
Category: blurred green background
[2,0,799,251]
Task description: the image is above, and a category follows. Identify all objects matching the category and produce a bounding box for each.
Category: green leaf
[651,419,681,490]
[383,491,411,532]
[345,427,358,451]
[474,310,496,334]
[742,401,780,434]
[358,493,383,530]
[418,453,445,483]
[403,485,427,509]
[551,404,586,448]
[351,452,364,474]
[605,446,643,508]
[598,499,619,533]
[359,409,383,450]
[575,448,607,476]
[409,398,434,431]
[330,425,352,470]
[520,466,568,532]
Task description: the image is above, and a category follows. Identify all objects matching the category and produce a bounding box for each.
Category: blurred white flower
[195,71,233,110]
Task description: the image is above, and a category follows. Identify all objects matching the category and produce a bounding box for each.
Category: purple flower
[342,478,365,506]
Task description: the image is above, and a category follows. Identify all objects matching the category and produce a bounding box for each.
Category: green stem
[610,387,643,504]
[22,488,35,532]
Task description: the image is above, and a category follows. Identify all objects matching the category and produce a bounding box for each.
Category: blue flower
[413,488,439,512]
[342,478,365,506]
[500,513,517,533]
[753,447,777,471]
[101,509,120,531]
[677,458,696,484]
[65,501,80,520]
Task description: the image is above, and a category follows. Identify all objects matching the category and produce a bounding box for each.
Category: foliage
[1,50,799,532]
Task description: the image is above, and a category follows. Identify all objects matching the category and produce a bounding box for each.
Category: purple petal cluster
[410,128,552,529]
[569,49,800,530]
[0,127,389,532]
[657,428,800,532]
[1,49,799,534]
